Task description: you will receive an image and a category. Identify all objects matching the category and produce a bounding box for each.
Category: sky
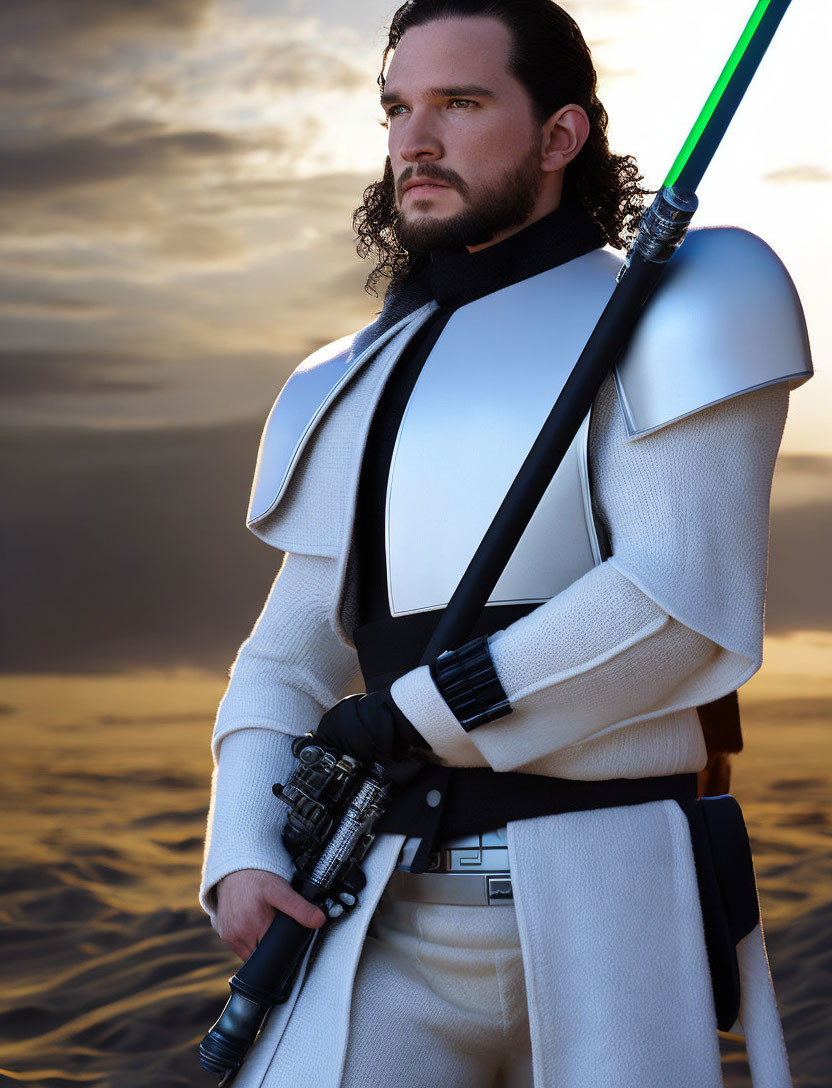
[0,0,829,672]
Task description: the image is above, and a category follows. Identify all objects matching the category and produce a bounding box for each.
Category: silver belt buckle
[384,870,514,906]
[388,828,513,906]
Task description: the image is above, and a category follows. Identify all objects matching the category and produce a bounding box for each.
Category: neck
[428,202,605,309]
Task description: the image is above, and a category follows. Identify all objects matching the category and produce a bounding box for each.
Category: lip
[402,180,451,196]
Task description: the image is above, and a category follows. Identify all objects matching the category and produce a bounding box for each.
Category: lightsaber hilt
[199,759,390,1083]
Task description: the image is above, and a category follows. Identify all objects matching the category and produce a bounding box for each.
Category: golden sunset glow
[0,1,829,1084]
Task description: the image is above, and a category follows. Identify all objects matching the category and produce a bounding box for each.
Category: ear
[540,104,590,173]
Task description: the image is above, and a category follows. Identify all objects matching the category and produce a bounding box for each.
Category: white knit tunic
[200,317,794,1086]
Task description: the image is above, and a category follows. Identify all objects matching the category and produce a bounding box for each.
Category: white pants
[341,897,534,1088]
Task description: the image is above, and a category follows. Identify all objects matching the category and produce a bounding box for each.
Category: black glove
[314,691,426,764]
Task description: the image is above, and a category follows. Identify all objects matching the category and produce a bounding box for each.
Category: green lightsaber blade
[664,0,792,192]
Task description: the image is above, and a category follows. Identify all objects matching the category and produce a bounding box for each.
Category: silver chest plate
[385,249,620,616]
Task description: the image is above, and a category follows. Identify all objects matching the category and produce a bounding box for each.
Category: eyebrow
[380,84,496,107]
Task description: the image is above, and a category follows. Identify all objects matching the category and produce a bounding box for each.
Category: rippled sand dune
[0,653,829,1087]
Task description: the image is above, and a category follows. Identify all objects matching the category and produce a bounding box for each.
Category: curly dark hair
[354,0,648,294]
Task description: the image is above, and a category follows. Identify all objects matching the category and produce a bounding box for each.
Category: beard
[395,143,543,253]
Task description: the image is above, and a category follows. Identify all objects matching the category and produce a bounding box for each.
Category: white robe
[200,298,794,1087]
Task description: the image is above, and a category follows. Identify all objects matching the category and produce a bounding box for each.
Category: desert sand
[0,638,829,1087]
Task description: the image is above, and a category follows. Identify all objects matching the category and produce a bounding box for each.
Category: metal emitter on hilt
[625,185,699,270]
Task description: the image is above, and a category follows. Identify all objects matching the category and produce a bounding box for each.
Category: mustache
[396,163,470,201]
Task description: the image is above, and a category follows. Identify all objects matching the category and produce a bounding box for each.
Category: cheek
[460,117,516,162]
[487,121,525,159]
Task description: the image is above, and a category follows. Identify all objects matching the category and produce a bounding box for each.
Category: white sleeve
[391,376,788,772]
[199,552,360,922]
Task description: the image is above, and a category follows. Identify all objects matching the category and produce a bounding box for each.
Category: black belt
[377,764,698,872]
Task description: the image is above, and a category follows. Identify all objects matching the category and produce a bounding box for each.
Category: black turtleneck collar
[428,202,605,308]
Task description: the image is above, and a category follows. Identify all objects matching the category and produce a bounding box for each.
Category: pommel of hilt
[634,185,699,264]
[199,988,271,1076]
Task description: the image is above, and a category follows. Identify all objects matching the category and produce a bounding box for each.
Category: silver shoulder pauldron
[615,226,813,437]
[247,306,437,528]
[247,331,355,526]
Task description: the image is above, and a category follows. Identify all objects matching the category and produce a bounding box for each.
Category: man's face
[382,17,545,252]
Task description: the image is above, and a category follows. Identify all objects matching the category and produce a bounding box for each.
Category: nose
[397,109,443,163]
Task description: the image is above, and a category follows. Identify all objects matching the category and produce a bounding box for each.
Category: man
[200,2,811,1085]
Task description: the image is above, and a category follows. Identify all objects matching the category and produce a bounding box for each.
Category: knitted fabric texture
[199,371,792,1088]
[392,376,786,771]
[201,377,787,917]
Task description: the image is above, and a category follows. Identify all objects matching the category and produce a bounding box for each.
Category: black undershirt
[351,204,632,862]
[352,303,540,692]
[355,203,606,682]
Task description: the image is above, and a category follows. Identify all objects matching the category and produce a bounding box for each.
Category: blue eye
[380,104,407,129]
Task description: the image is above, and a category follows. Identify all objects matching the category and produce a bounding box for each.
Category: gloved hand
[314,690,427,764]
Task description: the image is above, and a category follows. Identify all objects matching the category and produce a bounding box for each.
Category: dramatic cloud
[0,0,215,57]
[0,290,108,319]
[233,39,367,95]
[0,164,380,432]
[0,126,257,195]
[0,0,386,667]
[0,72,57,104]
[0,2,388,434]
[0,351,159,397]
[0,347,305,431]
